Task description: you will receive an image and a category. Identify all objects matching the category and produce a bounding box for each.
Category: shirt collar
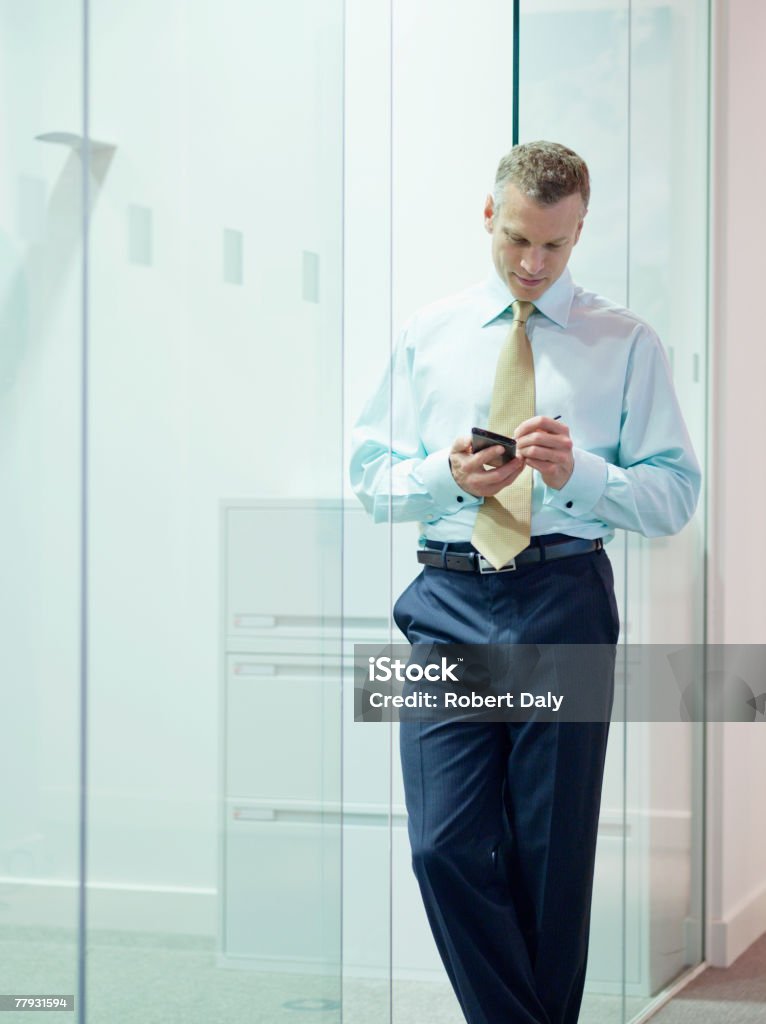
[480,266,574,329]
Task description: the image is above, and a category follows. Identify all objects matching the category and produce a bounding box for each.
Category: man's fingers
[451,436,473,453]
[471,444,506,466]
[474,452,520,473]
[514,415,569,437]
[516,432,573,454]
[517,432,572,448]
[518,444,570,463]
[468,455,525,491]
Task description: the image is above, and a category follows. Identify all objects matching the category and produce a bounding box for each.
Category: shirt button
[565,500,573,508]
[456,496,464,503]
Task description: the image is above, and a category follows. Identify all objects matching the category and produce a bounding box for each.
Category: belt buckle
[478,555,517,574]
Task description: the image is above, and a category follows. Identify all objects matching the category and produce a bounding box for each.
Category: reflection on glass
[1,1,709,1021]
[0,0,83,1009]
[385,2,527,1021]
[85,1,344,1021]
[519,1,709,1021]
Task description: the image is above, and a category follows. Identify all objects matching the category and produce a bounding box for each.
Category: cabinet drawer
[344,821,445,978]
[224,504,419,640]
[226,656,341,804]
[223,814,340,965]
[226,654,405,812]
[226,505,342,634]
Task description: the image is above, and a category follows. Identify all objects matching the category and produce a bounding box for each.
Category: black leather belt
[416,536,603,574]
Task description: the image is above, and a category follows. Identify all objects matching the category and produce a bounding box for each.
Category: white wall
[706,0,766,968]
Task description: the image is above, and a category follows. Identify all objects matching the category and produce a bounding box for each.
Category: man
[350,141,700,1024]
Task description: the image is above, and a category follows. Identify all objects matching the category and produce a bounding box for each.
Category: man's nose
[520,249,545,275]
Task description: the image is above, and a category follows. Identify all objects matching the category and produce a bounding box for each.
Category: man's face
[485,181,585,302]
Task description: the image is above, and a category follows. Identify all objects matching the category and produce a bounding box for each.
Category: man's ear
[483,193,495,234]
[573,212,586,246]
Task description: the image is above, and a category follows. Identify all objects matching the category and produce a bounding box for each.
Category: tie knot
[512,300,534,324]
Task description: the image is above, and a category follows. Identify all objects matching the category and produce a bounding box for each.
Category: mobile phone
[471,427,517,464]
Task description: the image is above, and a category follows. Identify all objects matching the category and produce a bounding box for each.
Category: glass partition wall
[86,4,345,1022]
[517,2,709,1022]
[345,2,709,1024]
[0,0,84,1012]
[1,1,345,1022]
[1,1,707,1021]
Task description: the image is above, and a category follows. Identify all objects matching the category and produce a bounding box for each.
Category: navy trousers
[393,540,619,1024]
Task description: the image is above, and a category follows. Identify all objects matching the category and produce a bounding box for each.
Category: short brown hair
[493,141,590,211]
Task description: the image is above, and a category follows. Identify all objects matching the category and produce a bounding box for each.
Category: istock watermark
[353,644,766,723]
[367,655,461,683]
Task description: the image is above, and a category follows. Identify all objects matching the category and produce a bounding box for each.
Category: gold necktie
[471,299,535,569]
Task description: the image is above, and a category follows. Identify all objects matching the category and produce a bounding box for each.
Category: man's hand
[513,415,574,490]
[449,437,527,497]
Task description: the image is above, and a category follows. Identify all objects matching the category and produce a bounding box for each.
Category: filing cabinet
[219,499,441,976]
[219,500,684,996]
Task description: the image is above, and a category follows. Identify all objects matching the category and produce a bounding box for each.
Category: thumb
[451,436,473,454]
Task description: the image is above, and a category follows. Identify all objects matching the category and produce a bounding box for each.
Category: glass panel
[0,0,83,1014]
[519,1,710,1022]
[87,2,344,1021]
[518,4,632,1021]
[624,0,709,1018]
[392,0,519,1010]
[342,4,395,1022]
[391,2,521,1022]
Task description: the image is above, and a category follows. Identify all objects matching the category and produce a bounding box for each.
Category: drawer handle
[233,614,277,628]
[233,663,277,676]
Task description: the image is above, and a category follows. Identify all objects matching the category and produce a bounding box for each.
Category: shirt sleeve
[543,325,701,536]
[349,323,483,524]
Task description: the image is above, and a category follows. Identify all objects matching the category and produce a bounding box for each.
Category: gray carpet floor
[0,925,650,1023]
[649,932,766,1024]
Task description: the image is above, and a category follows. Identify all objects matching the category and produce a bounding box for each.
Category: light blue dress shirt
[349,266,701,545]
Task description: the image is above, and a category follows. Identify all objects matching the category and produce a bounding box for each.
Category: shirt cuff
[542,447,607,515]
[416,448,484,514]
